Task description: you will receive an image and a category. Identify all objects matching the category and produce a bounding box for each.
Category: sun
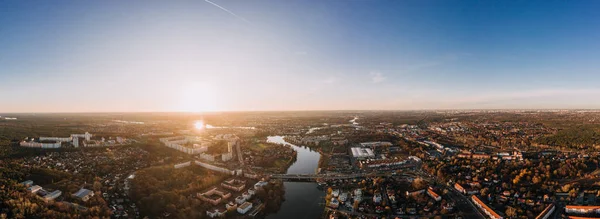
[179,82,220,112]
[194,120,205,130]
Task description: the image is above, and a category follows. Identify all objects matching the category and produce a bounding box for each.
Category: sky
[1,0,600,112]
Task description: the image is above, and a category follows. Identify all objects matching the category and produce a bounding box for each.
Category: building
[472,195,503,219]
[373,193,382,203]
[174,161,191,169]
[237,202,253,214]
[221,142,234,162]
[39,136,72,142]
[198,187,231,205]
[206,208,226,218]
[194,160,237,175]
[427,188,442,202]
[225,201,238,211]
[565,205,600,215]
[351,147,375,159]
[329,198,340,209]
[406,189,425,197]
[28,185,42,193]
[72,188,94,201]
[360,141,392,148]
[254,181,268,189]
[235,196,246,205]
[359,158,414,169]
[20,140,61,148]
[160,136,209,155]
[242,192,252,200]
[21,180,33,187]
[71,132,92,141]
[221,178,246,192]
[73,137,79,147]
[535,204,555,219]
[44,190,62,202]
[455,183,466,194]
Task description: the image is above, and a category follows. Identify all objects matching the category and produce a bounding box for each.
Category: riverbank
[264,136,325,219]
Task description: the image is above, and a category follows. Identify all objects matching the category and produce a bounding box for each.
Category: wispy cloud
[204,0,252,24]
[370,71,386,83]
[322,76,337,84]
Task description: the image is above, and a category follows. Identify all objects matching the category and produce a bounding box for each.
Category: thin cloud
[370,72,386,83]
[204,0,252,24]
[322,76,337,84]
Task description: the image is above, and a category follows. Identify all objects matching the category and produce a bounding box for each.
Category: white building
[194,160,236,175]
[160,136,209,155]
[72,188,94,201]
[20,141,61,148]
[44,190,62,202]
[71,132,92,141]
[237,202,253,214]
[351,147,375,159]
[40,136,72,142]
[28,185,42,193]
[174,161,191,169]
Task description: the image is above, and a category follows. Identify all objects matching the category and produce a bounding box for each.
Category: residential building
[427,188,442,201]
[472,195,503,219]
[221,178,246,192]
[237,202,253,214]
[198,187,231,205]
[565,205,600,215]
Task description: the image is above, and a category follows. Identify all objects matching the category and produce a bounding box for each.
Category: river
[266,136,325,219]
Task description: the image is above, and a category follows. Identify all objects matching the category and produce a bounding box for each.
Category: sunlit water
[266,136,325,219]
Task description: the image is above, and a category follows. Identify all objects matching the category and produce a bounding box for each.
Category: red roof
[471,195,502,219]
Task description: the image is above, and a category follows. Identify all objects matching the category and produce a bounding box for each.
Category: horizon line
[3,108,600,114]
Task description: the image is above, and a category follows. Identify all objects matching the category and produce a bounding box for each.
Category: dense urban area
[2,110,600,219]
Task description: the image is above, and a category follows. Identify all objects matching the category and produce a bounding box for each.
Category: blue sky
[1,0,600,112]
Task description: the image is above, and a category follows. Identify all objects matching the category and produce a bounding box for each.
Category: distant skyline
[2,0,600,112]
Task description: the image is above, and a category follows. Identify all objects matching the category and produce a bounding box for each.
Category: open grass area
[247,143,268,152]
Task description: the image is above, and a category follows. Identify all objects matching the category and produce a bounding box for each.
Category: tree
[505,206,517,218]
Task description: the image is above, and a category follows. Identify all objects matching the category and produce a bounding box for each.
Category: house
[373,193,382,203]
[427,188,442,202]
[72,188,94,201]
[237,202,253,214]
[454,183,466,194]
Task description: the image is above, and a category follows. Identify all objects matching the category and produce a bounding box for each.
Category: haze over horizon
[2,0,600,113]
